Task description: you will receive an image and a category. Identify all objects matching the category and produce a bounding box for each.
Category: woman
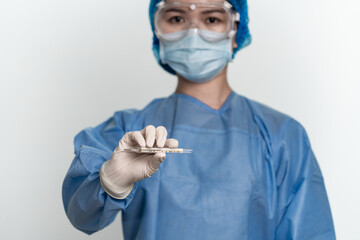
[62,0,336,239]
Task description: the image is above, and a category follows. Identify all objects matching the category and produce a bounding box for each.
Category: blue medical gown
[62,92,335,239]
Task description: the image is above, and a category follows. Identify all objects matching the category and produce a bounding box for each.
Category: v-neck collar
[171,91,235,114]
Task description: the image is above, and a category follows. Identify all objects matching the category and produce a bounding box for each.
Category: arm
[62,118,177,234]
[62,122,139,234]
[275,121,336,239]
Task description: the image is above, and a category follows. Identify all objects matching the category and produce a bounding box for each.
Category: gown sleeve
[274,119,336,239]
[62,116,140,235]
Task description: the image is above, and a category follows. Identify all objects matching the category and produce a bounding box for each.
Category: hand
[100,125,178,199]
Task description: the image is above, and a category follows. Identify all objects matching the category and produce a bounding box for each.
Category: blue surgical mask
[159,30,233,83]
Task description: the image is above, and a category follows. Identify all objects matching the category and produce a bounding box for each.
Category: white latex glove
[100,125,178,199]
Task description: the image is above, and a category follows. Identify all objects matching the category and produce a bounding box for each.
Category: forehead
[165,0,225,3]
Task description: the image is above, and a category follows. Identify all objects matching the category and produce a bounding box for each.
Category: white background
[0,0,359,239]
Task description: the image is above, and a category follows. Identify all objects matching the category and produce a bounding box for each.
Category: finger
[151,152,166,168]
[129,131,146,148]
[118,131,145,150]
[155,126,167,148]
[164,138,179,148]
[145,152,167,178]
[140,125,156,148]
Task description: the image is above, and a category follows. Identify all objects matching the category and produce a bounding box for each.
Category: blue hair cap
[149,0,252,75]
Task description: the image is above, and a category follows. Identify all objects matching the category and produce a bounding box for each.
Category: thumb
[147,152,166,175]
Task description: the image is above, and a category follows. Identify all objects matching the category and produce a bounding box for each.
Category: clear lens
[158,6,190,34]
[196,6,231,33]
[155,2,236,42]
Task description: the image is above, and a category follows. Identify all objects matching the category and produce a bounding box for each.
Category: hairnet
[149,0,252,75]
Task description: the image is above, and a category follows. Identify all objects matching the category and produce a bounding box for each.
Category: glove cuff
[99,161,134,199]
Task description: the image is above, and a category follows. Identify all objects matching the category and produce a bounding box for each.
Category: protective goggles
[154,1,240,42]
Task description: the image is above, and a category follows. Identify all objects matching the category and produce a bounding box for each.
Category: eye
[206,17,220,24]
[169,16,185,23]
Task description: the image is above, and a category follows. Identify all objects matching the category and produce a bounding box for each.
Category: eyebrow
[201,9,226,14]
[165,8,186,14]
[164,8,226,15]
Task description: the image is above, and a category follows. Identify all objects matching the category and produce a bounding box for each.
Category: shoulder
[240,95,310,155]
